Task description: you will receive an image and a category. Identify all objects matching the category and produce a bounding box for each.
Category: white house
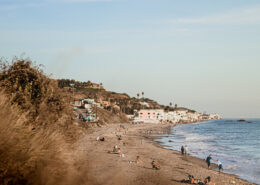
[83,99,95,105]
[209,114,221,120]
[164,111,181,123]
[187,111,201,122]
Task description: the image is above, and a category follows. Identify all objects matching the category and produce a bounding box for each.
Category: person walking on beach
[206,154,217,169]
[181,146,184,155]
[217,160,223,172]
[184,145,188,155]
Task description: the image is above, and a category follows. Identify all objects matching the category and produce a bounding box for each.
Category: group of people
[181,145,189,155]
[181,146,223,172]
[206,154,223,172]
[182,175,215,185]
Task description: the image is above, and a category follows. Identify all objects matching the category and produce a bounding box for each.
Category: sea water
[155,119,260,184]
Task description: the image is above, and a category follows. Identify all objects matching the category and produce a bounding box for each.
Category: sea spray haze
[156,119,260,184]
[0,58,96,185]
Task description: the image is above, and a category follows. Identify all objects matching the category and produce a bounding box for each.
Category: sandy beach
[76,122,255,185]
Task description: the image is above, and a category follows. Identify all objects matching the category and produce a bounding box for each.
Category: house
[164,111,181,123]
[84,104,92,110]
[126,114,135,120]
[209,114,221,120]
[136,109,165,123]
[88,82,104,89]
[99,99,111,108]
[74,99,83,107]
[83,99,95,105]
[201,114,210,120]
[187,111,201,122]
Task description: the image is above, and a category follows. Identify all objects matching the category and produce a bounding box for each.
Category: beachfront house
[164,111,181,123]
[136,109,165,123]
[209,114,221,120]
[187,111,201,122]
[201,114,210,120]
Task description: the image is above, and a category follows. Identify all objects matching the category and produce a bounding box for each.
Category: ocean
[155,119,260,184]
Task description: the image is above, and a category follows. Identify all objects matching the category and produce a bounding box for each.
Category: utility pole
[96,104,97,120]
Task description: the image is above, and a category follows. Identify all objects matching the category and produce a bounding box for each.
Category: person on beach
[135,156,142,164]
[217,160,223,172]
[184,145,188,155]
[206,154,217,169]
[181,175,203,184]
[151,160,161,170]
[204,176,215,185]
[181,146,184,155]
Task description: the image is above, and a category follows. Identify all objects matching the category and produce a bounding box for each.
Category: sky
[0,0,260,118]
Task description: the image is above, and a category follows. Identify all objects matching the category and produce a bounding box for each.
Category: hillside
[58,79,164,116]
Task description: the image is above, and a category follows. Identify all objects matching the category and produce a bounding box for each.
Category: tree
[142,92,144,99]
[175,104,178,108]
[169,102,172,111]
[86,80,92,86]
[137,93,140,99]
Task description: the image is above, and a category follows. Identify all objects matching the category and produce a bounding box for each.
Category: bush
[0,58,71,126]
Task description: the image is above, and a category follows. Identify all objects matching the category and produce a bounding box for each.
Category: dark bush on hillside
[0,58,71,125]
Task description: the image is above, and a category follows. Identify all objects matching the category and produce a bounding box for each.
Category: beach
[76,122,255,185]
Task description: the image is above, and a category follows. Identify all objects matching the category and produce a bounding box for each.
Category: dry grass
[0,59,91,185]
[0,59,72,127]
[0,91,96,185]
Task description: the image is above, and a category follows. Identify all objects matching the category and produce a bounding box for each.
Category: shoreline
[78,122,256,185]
[140,122,256,185]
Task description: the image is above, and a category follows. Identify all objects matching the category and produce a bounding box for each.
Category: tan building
[89,82,104,89]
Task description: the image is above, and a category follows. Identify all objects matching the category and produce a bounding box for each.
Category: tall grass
[0,93,87,185]
[0,59,91,185]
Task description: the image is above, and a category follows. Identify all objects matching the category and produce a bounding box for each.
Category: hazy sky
[0,0,260,118]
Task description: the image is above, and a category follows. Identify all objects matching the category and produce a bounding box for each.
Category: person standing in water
[181,146,184,155]
[206,154,217,169]
[217,160,223,172]
[184,145,188,155]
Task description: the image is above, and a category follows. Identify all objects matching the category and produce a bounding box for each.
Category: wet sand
[77,122,255,185]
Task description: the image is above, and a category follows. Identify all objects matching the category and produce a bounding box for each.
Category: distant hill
[58,79,165,115]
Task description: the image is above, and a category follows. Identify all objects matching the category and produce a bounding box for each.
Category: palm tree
[137,93,140,99]
[169,102,172,109]
[86,80,91,86]
[142,92,144,99]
